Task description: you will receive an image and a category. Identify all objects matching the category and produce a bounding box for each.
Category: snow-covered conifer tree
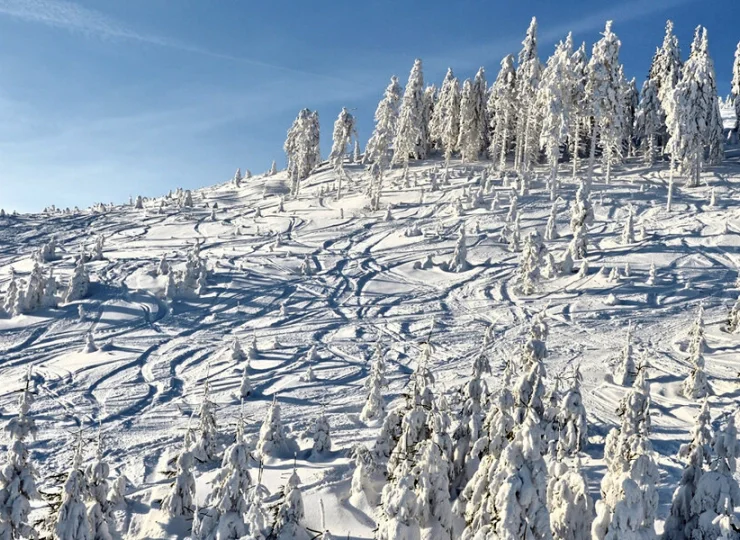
[162,442,195,518]
[687,413,740,540]
[538,34,575,200]
[0,377,39,540]
[233,168,243,187]
[514,17,542,173]
[309,410,332,456]
[547,457,593,540]
[516,230,546,295]
[192,419,252,540]
[635,76,663,165]
[662,399,713,540]
[457,80,482,163]
[256,397,298,460]
[414,440,453,540]
[329,107,357,198]
[85,434,112,540]
[569,42,589,179]
[284,109,321,196]
[488,55,517,170]
[447,225,469,272]
[592,368,658,540]
[666,27,723,187]
[683,306,709,399]
[585,21,626,184]
[361,343,387,423]
[271,472,309,540]
[545,201,558,241]
[558,365,588,455]
[421,85,437,158]
[430,69,457,151]
[437,75,461,175]
[366,76,402,189]
[617,323,637,386]
[55,436,92,540]
[192,379,219,463]
[393,59,427,174]
[375,460,421,540]
[732,42,740,138]
[621,205,635,245]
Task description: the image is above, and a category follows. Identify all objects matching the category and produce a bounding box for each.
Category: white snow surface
[2,151,740,538]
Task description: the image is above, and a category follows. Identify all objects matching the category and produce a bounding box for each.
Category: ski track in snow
[1,152,740,537]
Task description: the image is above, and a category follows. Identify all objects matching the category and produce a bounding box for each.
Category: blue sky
[0,0,737,212]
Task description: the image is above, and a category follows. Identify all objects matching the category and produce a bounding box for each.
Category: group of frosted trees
[341,309,740,540]
[288,17,736,208]
[2,242,91,318]
[0,377,127,539]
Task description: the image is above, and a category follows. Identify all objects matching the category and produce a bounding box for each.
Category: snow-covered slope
[2,150,740,538]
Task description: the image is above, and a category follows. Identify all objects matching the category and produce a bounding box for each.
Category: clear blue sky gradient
[0,0,737,212]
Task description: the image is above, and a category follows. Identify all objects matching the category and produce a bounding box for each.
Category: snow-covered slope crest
[1,152,740,538]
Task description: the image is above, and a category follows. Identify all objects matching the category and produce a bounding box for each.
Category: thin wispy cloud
[0,0,351,84]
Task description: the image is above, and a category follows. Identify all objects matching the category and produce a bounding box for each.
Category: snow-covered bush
[256,397,298,460]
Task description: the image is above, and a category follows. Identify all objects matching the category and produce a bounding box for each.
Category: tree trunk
[587,122,598,188]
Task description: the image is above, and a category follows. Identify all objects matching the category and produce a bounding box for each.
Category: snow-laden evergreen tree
[592,368,658,540]
[421,85,437,158]
[91,235,105,261]
[666,27,723,187]
[621,205,635,245]
[436,74,462,176]
[393,59,427,174]
[461,411,552,540]
[430,69,457,152]
[192,379,219,463]
[268,160,277,176]
[271,471,310,540]
[309,410,332,456]
[284,109,320,196]
[360,343,387,423]
[233,168,243,187]
[162,439,196,518]
[413,440,453,540]
[617,322,637,386]
[662,399,713,540]
[687,413,740,540]
[0,376,39,540]
[157,254,170,276]
[85,432,112,540]
[732,41,740,137]
[3,272,19,316]
[366,76,403,188]
[192,419,252,540]
[635,76,663,165]
[447,225,469,273]
[375,460,421,540]
[239,363,253,400]
[537,34,575,200]
[516,230,546,295]
[547,456,594,540]
[559,365,588,455]
[37,236,58,262]
[585,21,626,184]
[624,76,639,156]
[683,306,710,399]
[457,80,482,163]
[545,201,559,241]
[451,353,491,496]
[514,17,543,173]
[488,55,517,170]
[55,437,92,540]
[18,262,46,314]
[652,20,683,127]
[569,42,589,179]
[256,397,298,460]
[245,472,271,540]
[456,67,487,162]
[329,107,357,198]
